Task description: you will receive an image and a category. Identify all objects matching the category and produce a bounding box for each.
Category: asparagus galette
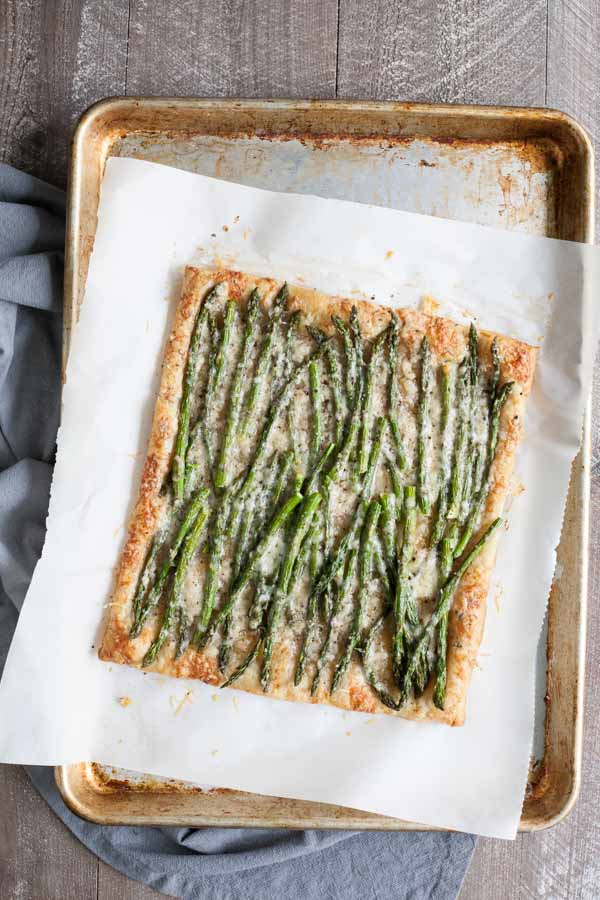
[100,266,536,725]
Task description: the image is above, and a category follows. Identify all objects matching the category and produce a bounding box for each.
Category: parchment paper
[1,157,599,839]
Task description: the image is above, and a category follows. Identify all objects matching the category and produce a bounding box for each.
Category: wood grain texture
[0,0,128,187]
[126,0,338,98]
[337,0,547,105]
[98,860,171,900]
[0,765,97,900]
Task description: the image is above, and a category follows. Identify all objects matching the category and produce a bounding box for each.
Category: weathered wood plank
[126,0,338,98]
[0,0,128,187]
[0,764,98,900]
[337,0,547,106]
[98,860,169,899]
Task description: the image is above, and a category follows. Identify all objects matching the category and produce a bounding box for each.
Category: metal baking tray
[57,98,593,831]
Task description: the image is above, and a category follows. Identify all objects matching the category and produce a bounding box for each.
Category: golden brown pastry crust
[99,266,537,726]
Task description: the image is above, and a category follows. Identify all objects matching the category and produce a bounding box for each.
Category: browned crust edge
[99,266,537,726]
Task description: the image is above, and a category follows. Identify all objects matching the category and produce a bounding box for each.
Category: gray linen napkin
[0,161,475,899]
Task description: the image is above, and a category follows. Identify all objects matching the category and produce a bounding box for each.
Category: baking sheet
[1,157,599,839]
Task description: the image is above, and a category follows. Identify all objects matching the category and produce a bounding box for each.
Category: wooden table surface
[1,2,599,898]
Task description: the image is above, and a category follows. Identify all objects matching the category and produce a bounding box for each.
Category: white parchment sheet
[1,158,599,839]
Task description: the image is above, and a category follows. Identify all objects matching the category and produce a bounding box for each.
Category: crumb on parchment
[170,690,194,716]
[118,696,132,708]
[421,295,441,315]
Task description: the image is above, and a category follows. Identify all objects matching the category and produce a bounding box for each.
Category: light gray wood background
[0,1,598,898]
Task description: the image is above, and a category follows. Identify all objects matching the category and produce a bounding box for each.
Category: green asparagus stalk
[221,633,263,688]
[490,337,500,408]
[322,479,333,561]
[446,520,460,556]
[143,499,211,666]
[358,329,387,474]
[262,493,322,690]
[459,445,479,523]
[331,499,381,692]
[276,309,301,394]
[294,521,332,685]
[311,548,357,695]
[349,307,365,472]
[392,484,417,682]
[240,284,287,436]
[184,295,236,488]
[388,312,400,413]
[299,442,334,497]
[452,381,513,559]
[457,325,480,520]
[325,410,360,483]
[250,445,331,650]
[196,491,234,635]
[215,288,261,489]
[183,315,216,488]
[289,522,320,597]
[432,528,455,707]
[130,527,167,634]
[247,575,274,631]
[430,362,456,546]
[405,517,502,704]
[130,488,209,637]
[308,358,323,464]
[372,537,394,597]
[416,335,433,515]
[309,323,346,445]
[380,493,397,568]
[386,313,407,470]
[349,306,365,371]
[238,340,331,502]
[447,359,471,518]
[385,454,404,517]
[388,416,408,472]
[469,322,480,388]
[307,501,365,611]
[307,416,383,612]
[326,341,346,443]
[332,314,357,405]
[471,442,486,499]
[229,451,286,574]
[288,523,322,684]
[172,285,218,501]
[271,304,299,398]
[287,405,302,473]
[196,492,303,646]
[228,489,304,604]
[213,300,237,395]
[362,615,400,711]
[219,496,254,672]
[272,450,294,508]
[363,416,385,499]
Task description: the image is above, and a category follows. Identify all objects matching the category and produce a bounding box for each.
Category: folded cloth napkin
[0,161,475,900]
